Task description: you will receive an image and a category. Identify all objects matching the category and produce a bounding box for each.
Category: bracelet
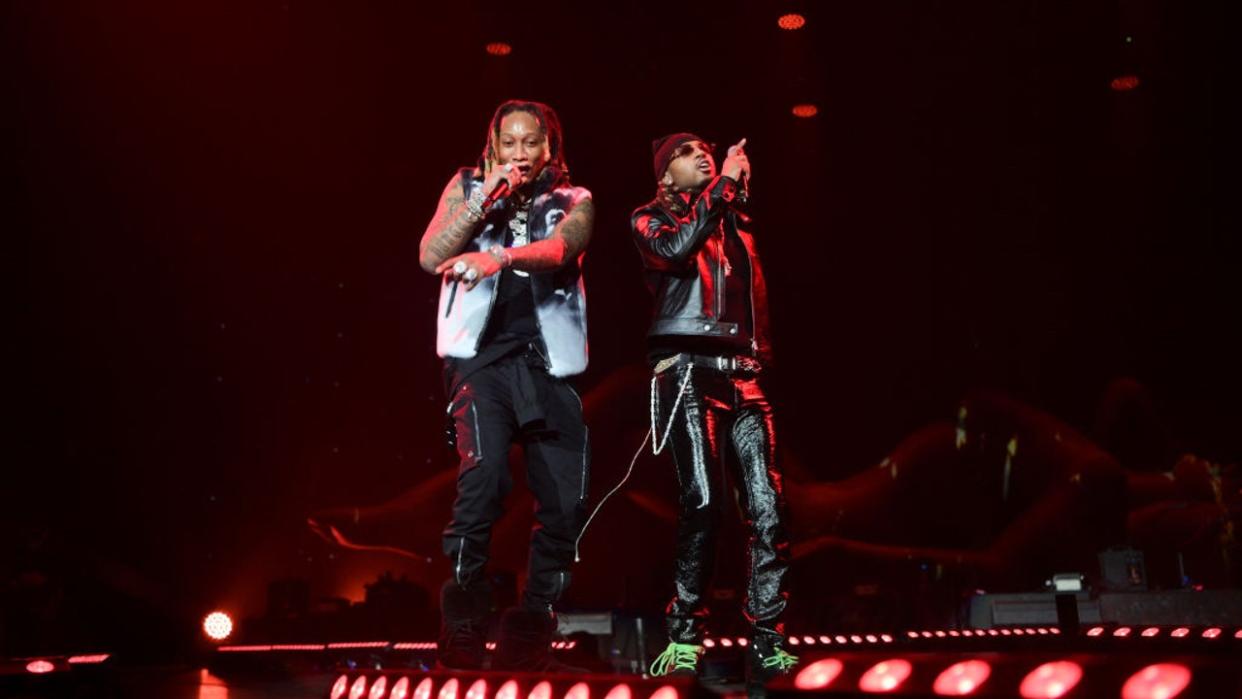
[488,245,512,268]
[463,189,487,222]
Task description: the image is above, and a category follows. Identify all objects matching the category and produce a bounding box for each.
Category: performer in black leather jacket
[631,133,797,686]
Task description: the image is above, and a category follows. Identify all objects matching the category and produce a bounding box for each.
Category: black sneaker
[746,634,799,691]
[436,580,491,670]
[493,607,559,672]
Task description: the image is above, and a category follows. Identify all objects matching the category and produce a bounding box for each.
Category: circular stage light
[1019,661,1084,699]
[933,660,992,696]
[203,611,234,641]
[795,658,844,690]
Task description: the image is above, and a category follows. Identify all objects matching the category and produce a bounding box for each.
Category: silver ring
[453,261,467,274]
[465,268,479,281]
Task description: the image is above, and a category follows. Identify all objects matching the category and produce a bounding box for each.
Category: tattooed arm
[506,194,594,273]
[419,172,481,274]
[436,193,594,290]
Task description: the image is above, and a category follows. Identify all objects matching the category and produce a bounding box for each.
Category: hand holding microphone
[479,163,524,211]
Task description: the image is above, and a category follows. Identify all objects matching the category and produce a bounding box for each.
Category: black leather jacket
[630,175,773,365]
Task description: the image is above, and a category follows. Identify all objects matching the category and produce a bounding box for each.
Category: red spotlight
[933,660,992,696]
[203,611,234,641]
[1114,627,1133,638]
[438,678,460,699]
[704,639,716,648]
[350,676,369,699]
[528,681,553,699]
[564,683,590,699]
[391,677,412,699]
[1142,628,1161,638]
[1202,627,1222,639]
[792,104,819,118]
[1019,661,1084,699]
[330,675,350,699]
[1111,75,1140,91]
[720,638,734,648]
[414,678,435,699]
[1086,627,1105,637]
[25,660,55,674]
[496,680,519,699]
[648,688,678,699]
[1235,630,1242,640]
[368,676,388,699]
[466,679,488,699]
[485,42,512,56]
[738,638,749,647]
[603,684,632,699]
[778,14,806,30]
[68,655,110,664]
[788,637,800,646]
[1121,663,1192,699]
[795,659,844,690]
[1171,627,1190,638]
[859,659,913,693]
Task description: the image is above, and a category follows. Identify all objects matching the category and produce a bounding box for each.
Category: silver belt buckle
[717,356,733,372]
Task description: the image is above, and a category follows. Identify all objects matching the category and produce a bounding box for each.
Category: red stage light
[496,680,519,699]
[414,678,435,699]
[778,14,806,30]
[1019,661,1084,699]
[330,675,350,699]
[464,680,487,699]
[933,660,992,696]
[792,104,819,118]
[704,639,716,648]
[859,659,913,693]
[795,658,844,690]
[1114,627,1133,638]
[368,676,388,699]
[738,638,749,647]
[1202,627,1221,639]
[68,654,110,664]
[1086,627,1104,637]
[881,634,894,643]
[720,638,734,647]
[391,677,412,699]
[564,682,590,699]
[203,611,234,641]
[350,676,369,699]
[648,688,678,699]
[438,678,460,699]
[788,637,800,646]
[603,684,632,699]
[486,42,512,56]
[1142,628,1161,638]
[1171,627,1190,638]
[25,660,55,674]
[528,681,553,699]
[1111,75,1140,91]
[1121,663,1192,699]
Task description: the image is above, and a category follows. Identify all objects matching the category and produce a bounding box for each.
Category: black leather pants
[653,364,790,644]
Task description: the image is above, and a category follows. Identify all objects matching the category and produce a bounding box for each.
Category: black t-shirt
[444,214,541,391]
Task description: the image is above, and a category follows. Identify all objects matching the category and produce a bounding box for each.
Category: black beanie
[651,132,706,181]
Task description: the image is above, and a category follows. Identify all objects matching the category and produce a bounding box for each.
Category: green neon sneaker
[649,642,703,677]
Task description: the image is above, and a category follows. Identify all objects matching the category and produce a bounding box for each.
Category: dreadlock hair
[478,100,570,190]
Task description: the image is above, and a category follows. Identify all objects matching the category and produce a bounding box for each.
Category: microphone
[479,163,515,212]
[444,262,478,318]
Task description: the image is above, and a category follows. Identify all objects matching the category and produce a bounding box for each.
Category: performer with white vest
[418,99,593,672]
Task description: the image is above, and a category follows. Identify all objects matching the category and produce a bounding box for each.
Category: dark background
[6,0,1232,657]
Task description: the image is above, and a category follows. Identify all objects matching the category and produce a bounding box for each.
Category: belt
[653,353,762,376]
